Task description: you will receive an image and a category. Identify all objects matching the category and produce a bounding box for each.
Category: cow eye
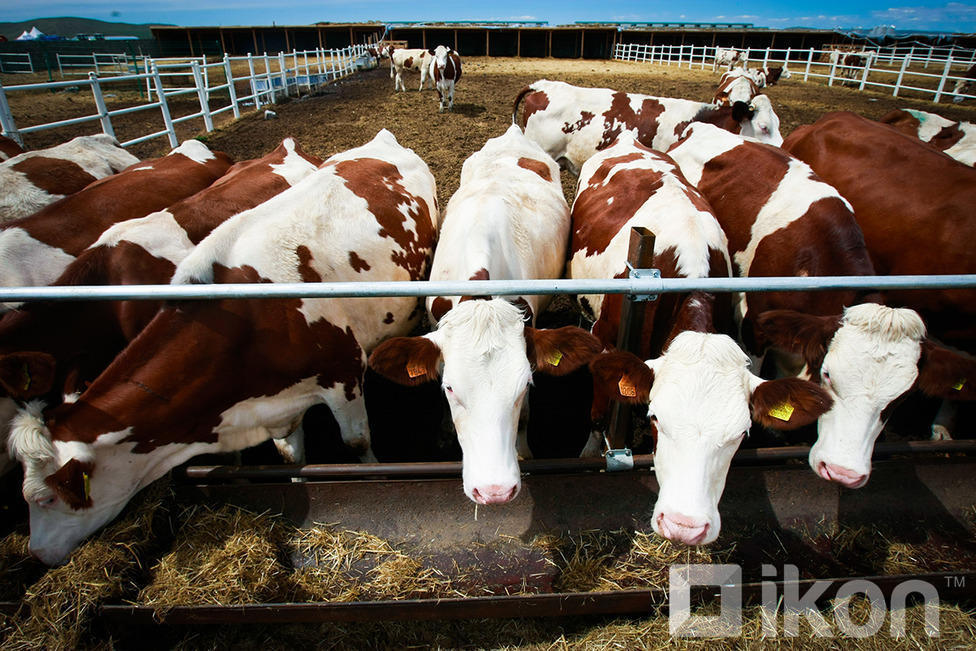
[822,369,831,384]
[36,496,57,508]
[444,385,453,393]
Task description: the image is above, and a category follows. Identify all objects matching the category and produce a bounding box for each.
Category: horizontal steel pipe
[179,439,976,482]
[0,274,975,303]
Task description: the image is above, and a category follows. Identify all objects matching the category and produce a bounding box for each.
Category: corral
[1,55,976,648]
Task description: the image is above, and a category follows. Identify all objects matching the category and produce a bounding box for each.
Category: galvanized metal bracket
[626,263,661,302]
[605,447,635,472]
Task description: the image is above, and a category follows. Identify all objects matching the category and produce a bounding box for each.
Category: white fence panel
[0,53,34,74]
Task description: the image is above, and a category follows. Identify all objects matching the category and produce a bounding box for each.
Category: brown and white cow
[513,79,782,176]
[370,124,599,505]
[713,47,747,71]
[829,49,874,82]
[879,108,976,167]
[951,63,976,102]
[0,135,24,161]
[669,120,976,488]
[389,47,434,92]
[0,134,139,222]
[749,65,790,88]
[0,138,320,411]
[572,134,830,544]
[0,139,232,310]
[7,129,439,565]
[713,69,761,107]
[429,45,462,112]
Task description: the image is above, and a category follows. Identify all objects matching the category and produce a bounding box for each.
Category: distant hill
[0,17,170,41]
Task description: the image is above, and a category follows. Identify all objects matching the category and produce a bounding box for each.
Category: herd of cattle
[0,56,975,564]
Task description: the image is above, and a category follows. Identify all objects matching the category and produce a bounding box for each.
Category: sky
[1,0,975,34]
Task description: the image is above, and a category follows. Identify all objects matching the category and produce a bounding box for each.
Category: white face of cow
[738,95,783,146]
[808,305,925,488]
[592,331,832,546]
[432,44,450,68]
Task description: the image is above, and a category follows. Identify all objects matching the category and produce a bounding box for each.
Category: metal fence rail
[0,274,973,303]
[0,52,34,74]
[613,43,976,103]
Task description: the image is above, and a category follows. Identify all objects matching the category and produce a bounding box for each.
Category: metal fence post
[88,72,115,139]
[191,60,214,132]
[0,79,23,147]
[223,54,240,118]
[151,65,179,148]
[934,55,954,103]
[893,55,909,97]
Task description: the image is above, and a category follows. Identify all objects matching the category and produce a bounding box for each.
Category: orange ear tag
[618,376,637,398]
[407,362,426,379]
[547,350,563,367]
[768,402,795,422]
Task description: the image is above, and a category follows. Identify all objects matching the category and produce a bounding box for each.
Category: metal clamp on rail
[626,262,661,302]
[604,435,635,472]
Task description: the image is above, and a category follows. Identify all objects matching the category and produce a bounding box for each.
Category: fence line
[613,43,976,104]
[0,52,34,74]
[0,44,374,150]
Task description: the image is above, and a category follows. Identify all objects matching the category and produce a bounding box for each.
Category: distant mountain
[0,17,171,41]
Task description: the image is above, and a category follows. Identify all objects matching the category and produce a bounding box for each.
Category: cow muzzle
[471,483,519,505]
[816,461,869,489]
[656,511,711,546]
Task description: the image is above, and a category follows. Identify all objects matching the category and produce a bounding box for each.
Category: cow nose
[817,462,868,488]
[471,484,518,505]
[656,512,710,546]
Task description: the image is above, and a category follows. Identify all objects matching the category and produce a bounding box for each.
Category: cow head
[756,304,976,488]
[432,44,451,68]
[370,299,601,505]
[735,95,783,146]
[591,331,831,545]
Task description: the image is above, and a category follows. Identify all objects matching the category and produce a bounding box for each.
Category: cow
[879,108,976,167]
[369,124,599,505]
[784,111,976,447]
[951,63,976,102]
[749,65,791,87]
[429,45,462,112]
[570,135,830,544]
[667,120,976,489]
[829,49,874,81]
[0,139,232,312]
[713,47,747,71]
[0,138,321,411]
[389,47,434,92]
[512,79,782,176]
[0,134,139,222]
[6,128,439,565]
[0,134,23,161]
[713,70,760,107]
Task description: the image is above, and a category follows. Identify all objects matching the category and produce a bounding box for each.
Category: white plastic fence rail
[613,43,976,103]
[0,44,372,149]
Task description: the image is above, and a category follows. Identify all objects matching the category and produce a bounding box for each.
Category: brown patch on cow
[516,88,549,128]
[431,297,453,321]
[0,135,23,160]
[677,104,738,138]
[296,245,322,282]
[563,110,595,134]
[598,95,665,151]
[331,158,435,280]
[403,56,414,68]
[931,123,966,151]
[460,268,490,303]
[917,340,976,400]
[11,148,233,257]
[369,336,441,386]
[383,312,395,324]
[0,351,58,399]
[349,251,371,272]
[526,326,603,377]
[750,377,833,430]
[44,458,95,510]
[11,156,97,197]
[517,157,552,182]
[665,291,720,346]
[571,159,664,257]
[753,310,842,376]
[589,351,653,405]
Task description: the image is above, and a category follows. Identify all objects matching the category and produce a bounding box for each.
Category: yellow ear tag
[21,363,31,392]
[618,376,637,398]
[953,379,966,391]
[547,350,563,367]
[407,361,426,379]
[82,472,91,501]
[768,402,795,422]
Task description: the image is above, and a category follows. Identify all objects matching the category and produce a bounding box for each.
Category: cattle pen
[3,51,976,647]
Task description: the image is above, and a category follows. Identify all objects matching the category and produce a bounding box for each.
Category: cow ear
[44,458,95,510]
[526,326,603,376]
[589,351,653,405]
[732,100,755,122]
[751,377,833,430]
[917,340,976,400]
[0,352,57,399]
[368,336,441,386]
[754,310,841,370]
